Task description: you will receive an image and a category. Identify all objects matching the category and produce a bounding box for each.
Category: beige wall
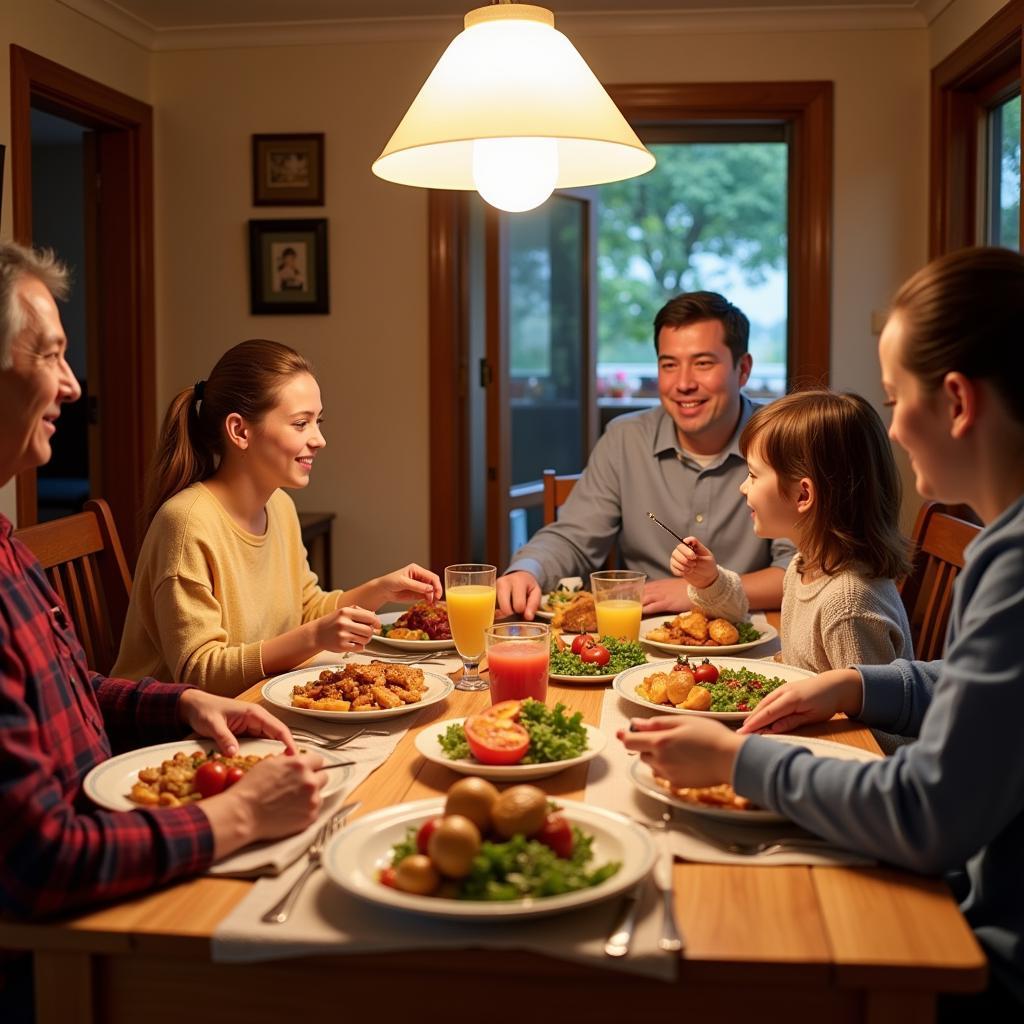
[0,0,151,520]
[931,0,1012,66]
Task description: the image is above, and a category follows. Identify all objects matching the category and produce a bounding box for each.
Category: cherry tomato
[379,866,398,888]
[223,766,245,788]
[194,760,228,798]
[416,815,443,855]
[464,712,531,765]
[534,812,574,858]
[570,634,595,656]
[579,642,610,667]
[693,660,719,685]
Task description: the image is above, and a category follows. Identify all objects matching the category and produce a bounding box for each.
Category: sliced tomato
[534,812,574,858]
[570,634,595,656]
[579,642,610,667]
[465,712,530,765]
[484,700,523,723]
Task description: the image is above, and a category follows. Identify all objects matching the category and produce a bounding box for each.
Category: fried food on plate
[292,662,426,712]
[551,592,598,633]
[654,774,755,811]
[644,609,745,647]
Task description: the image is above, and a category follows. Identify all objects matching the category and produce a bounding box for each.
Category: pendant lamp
[371,2,655,212]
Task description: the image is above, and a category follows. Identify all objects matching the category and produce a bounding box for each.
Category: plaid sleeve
[92,673,195,752]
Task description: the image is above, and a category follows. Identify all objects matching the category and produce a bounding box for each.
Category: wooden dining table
[0,615,986,1024]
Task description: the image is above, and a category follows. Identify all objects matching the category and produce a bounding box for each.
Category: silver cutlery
[652,810,685,954]
[603,884,642,958]
[291,728,390,749]
[366,650,453,665]
[670,815,836,858]
[261,801,361,924]
[314,761,356,772]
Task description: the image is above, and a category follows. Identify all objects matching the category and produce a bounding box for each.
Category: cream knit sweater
[112,483,341,696]
[689,554,913,671]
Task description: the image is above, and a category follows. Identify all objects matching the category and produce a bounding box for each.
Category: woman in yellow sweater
[113,339,441,697]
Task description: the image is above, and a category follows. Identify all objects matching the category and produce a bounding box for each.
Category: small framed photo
[249,218,329,315]
[252,133,324,206]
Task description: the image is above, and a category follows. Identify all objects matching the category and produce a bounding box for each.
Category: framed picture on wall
[252,133,324,205]
[249,218,329,315]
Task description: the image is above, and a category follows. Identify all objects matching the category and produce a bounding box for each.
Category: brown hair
[740,390,912,580]
[889,246,1024,426]
[653,291,750,364]
[145,339,314,525]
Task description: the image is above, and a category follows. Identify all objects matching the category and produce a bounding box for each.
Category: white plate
[639,616,778,656]
[631,734,881,824]
[612,656,815,723]
[83,738,354,812]
[322,797,655,920]
[415,719,607,780]
[261,660,454,721]
[372,610,455,651]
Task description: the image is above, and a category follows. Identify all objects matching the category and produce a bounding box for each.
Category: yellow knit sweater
[112,483,340,696]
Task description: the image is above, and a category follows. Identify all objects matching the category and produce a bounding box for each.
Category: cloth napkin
[209,719,409,878]
[587,688,875,867]
[212,861,675,980]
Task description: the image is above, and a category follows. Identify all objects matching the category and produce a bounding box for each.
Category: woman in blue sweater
[621,247,1024,1020]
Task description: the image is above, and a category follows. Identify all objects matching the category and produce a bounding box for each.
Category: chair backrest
[14,498,132,675]
[541,469,617,570]
[899,501,981,661]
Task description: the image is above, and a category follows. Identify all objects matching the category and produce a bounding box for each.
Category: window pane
[989,94,1021,251]
[507,195,586,488]
[596,140,788,427]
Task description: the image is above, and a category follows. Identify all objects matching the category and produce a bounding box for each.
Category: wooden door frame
[929,0,1023,255]
[428,80,833,570]
[10,44,155,558]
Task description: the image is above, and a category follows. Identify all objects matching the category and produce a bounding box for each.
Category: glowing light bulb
[471,137,559,212]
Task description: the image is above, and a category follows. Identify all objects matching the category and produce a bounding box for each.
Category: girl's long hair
[144,339,314,527]
[740,389,913,580]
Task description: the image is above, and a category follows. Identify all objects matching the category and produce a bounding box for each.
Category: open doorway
[10,45,156,560]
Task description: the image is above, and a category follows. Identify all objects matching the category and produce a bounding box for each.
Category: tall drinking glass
[444,564,497,691]
[485,622,549,705]
[590,570,646,642]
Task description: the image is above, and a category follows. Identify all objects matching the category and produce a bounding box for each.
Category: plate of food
[548,591,597,634]
[322,778,654,919]
[372,603,455,651]
[630,734,882,824]
[640,610,777,655]
[416,699,606,780]
[83,738,354,812]
[613,656,814,722]
[548,633,651,684]
[535,585,584,621]
[262,658,454,721]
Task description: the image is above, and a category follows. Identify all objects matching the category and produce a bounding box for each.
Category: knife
[653,810,685,953]
[603,885,641,957]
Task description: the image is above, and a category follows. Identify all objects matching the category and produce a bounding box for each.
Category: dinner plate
[549,635,654,685]
[612,656,815,722]
[261,661,454,721]
[322,797,655,920]
[371,610,456,651]
[414,720,607,780]
[630,734,882,825]
[83,738,354,812]
[639,615,778,656]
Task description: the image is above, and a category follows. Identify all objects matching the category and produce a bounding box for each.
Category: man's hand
[641,577,693,615]
[496,571,543,618]
[179,689,297,756]
[618,716,744,789]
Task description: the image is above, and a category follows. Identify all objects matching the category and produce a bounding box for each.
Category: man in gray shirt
[497,291,795,618]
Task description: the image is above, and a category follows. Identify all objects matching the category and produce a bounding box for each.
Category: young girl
[625,248,1024,1019]
[113,339,441,697]
[669,389,913,672]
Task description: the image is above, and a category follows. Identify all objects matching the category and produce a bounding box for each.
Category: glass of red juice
[484,622,550,705]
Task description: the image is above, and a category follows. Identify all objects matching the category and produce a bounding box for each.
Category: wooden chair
[14,498,132,675]
[899,502,981,661]
[542,469,617,570]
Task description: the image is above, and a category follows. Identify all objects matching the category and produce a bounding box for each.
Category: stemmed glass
[444,563,497,691]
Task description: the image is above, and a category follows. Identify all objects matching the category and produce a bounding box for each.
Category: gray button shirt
[507,395,795,589]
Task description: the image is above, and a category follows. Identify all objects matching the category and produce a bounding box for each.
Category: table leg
[34,950,93,1024]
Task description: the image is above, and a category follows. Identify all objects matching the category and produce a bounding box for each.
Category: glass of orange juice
[444,564,497,691]
[590,570,646,642]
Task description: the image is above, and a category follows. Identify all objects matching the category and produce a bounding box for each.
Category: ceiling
[78,0,951,30]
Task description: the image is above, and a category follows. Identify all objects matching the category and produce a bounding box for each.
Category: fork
[291,728,389,749]
[367,650,452,665]
[670,814,836,857]
[261,806,356,924]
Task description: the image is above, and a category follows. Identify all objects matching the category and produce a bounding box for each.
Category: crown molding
[57,1,930,53]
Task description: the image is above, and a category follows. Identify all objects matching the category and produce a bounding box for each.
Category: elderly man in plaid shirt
[0,242,327,1022]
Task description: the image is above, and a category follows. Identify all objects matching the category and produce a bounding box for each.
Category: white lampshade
[372,3,655,212]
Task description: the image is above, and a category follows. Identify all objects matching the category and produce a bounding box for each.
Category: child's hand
[669,536,719,590]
